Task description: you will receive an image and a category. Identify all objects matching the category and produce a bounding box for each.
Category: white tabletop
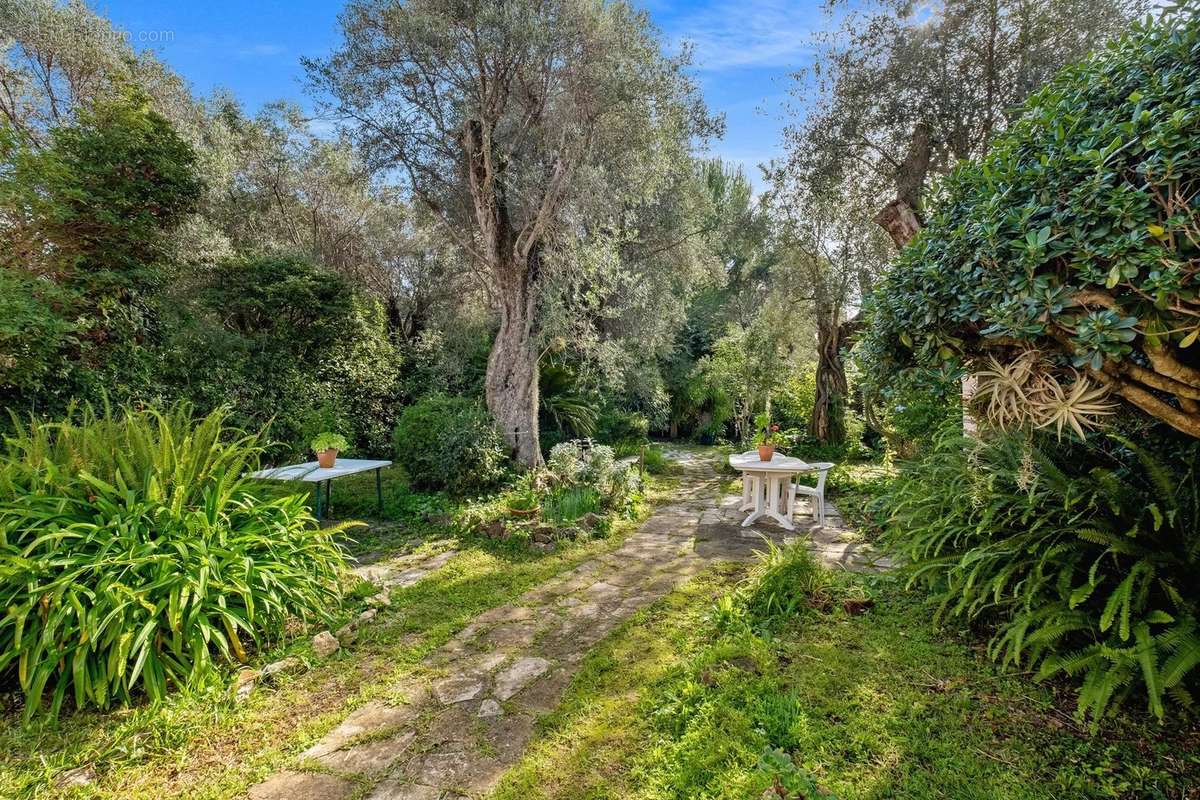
[250,459,392,483]
[728,453,812,473]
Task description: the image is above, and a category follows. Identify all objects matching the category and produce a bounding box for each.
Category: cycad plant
[0,403,348,720]
[882,428,1200,724]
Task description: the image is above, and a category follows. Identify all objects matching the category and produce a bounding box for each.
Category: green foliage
[757,748,834,799]
[540,362,599,440]
[595,408,650,446]
[881,428,1200,723]
[543,486,602,523]
[310,432,350,453]
[0,404,347,720]
[392,396,508,495]
[157,254,402,457]
[0,270,79,408]
[771,373,816,433]
[859,13,1200,435]
[642,445,669,475]
[740,542,831,626]
[546,441,633,509]
[0,94,203,416]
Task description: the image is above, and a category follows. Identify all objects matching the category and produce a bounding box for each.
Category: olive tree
[783,0,1148,249]
[307,0,712,465]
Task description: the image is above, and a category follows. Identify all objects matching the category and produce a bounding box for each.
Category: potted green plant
[505,483,541,518]
[311,432,350,469]
[754,414,781,461]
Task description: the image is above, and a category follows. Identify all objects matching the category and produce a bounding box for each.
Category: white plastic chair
[785,462,834,524]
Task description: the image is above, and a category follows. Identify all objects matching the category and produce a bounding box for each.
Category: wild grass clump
[543,486,602,522]
[881,428,1200,724]
[0,403,348,720]
[709,542,837,638]
[642,445,669,475]
[741,541,832,624]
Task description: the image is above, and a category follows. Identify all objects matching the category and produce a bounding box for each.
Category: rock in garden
[311,630,340,657]
[233,668,258,702]
[532,531,552,544]
[432,676,484,704]
[477,698,504,718]
[367,592,392,608]
[494,656,551,701]
[486,519,507,539]
[261,657,302,679]
[581,512,602,529]
[532,541,556,554]
[555,526,579,541]
[55,766,96,789]
[358,608,377,624]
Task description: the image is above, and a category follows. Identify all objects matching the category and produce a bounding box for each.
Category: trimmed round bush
[392,396,508,494]
[0,404,347,720]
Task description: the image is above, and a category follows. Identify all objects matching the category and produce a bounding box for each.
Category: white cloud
[666,0,815,71]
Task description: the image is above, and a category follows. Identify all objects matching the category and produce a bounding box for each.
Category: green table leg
[376,468,383,517]
[314,481,324,521]
[325,480,332,518]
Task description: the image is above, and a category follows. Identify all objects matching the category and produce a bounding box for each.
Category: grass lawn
[492,567,1199,800]
[0,469,678,800]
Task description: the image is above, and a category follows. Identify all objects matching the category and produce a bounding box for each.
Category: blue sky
[93,0,825,189]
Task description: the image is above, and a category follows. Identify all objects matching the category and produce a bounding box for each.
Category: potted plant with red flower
[754,414,781,461]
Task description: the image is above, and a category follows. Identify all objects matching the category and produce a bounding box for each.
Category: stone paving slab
[353,548,460,588]
[247,449,881,799]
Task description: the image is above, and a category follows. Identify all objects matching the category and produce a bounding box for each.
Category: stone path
[247,450,878,800]
[351,547,460,590]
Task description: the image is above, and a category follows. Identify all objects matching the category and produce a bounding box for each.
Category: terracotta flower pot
[757,444,775,461]
[505,505,540,518]
[316,448,338,469]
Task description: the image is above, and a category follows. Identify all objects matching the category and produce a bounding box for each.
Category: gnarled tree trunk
[462,117,545,467]
[811,295,850,444]
[486,267,542,466]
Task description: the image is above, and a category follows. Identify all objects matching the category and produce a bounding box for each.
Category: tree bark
[486,261,542,466]
[874,198,924,249]
[461,116,544,467]
[875,120,933,248]
[811,306,850,445]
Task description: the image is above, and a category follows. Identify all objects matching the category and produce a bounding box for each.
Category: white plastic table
[249,459,392,520]
[728,453,814,531]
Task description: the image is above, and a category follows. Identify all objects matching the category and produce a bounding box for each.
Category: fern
[881,427,1200,724]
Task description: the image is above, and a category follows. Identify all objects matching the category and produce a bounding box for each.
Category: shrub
[157,255,402,458]
[858,14,1200,440]
[392,396,508,494]
[547,440,630,503]
[881,429,1200,723]
[771,373,817,433]
[642,445,669,475]
[0,95,202,418]
[595,408,649,446]
[0,404,347,720]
